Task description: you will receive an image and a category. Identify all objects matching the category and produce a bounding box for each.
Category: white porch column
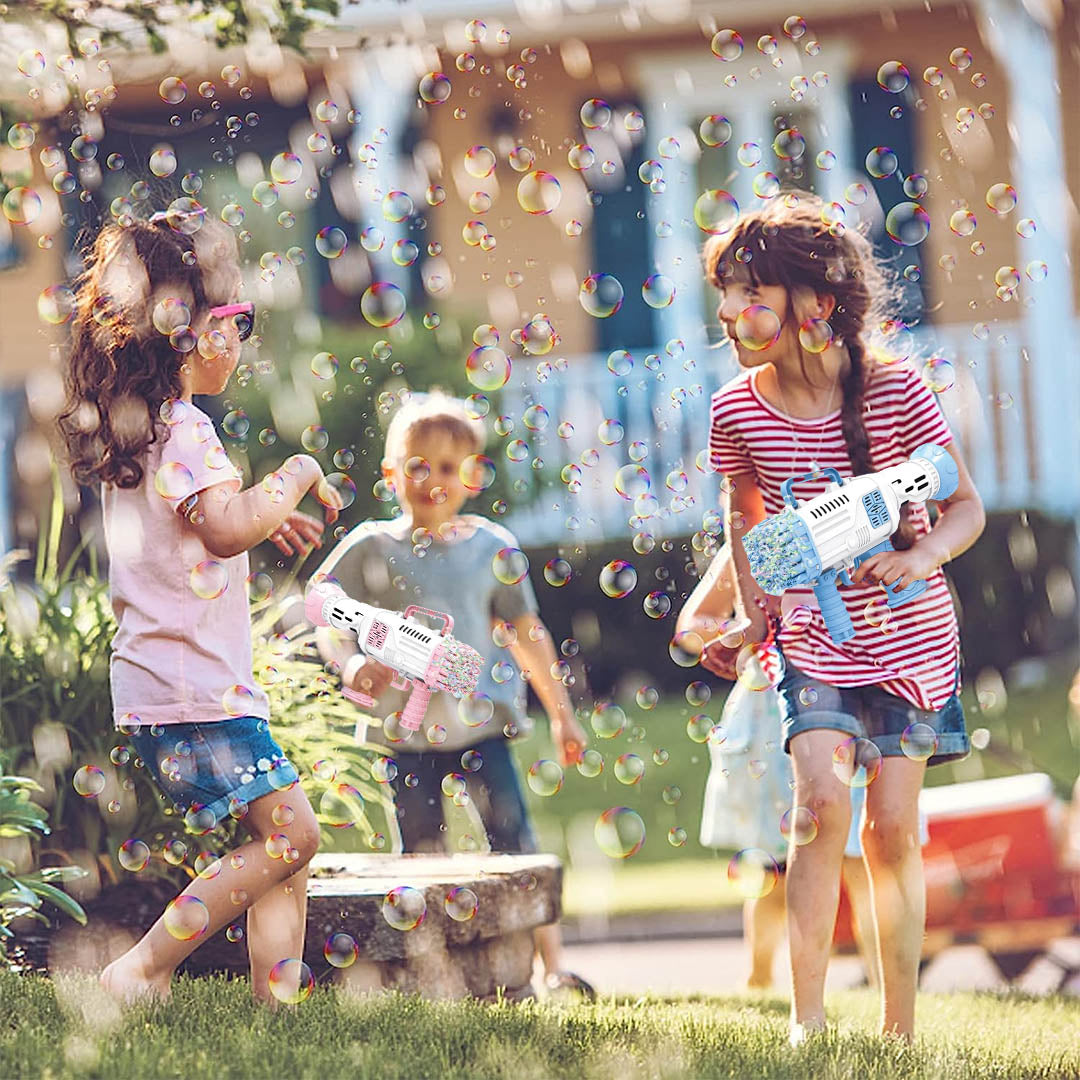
[349,45,419,292]
[976,0,1077,517]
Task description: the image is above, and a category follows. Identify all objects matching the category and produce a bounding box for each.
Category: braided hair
[704,192,916,550]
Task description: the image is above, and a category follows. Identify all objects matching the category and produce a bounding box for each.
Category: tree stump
[12,853,563,1003]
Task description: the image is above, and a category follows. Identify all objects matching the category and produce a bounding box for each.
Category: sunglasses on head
[209,301,255,342]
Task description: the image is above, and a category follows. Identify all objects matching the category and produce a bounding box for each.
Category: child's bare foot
[100,953,172,1004]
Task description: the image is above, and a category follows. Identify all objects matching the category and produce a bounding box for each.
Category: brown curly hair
[703,191,915,550]
[57,215,241,489]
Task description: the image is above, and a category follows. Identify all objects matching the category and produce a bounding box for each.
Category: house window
[586,100,655,353]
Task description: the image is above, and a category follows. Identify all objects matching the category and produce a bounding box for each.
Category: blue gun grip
[813,574,855,643]
[854,537,927,608]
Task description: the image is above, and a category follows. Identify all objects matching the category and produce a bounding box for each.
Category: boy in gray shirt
[313,390,592,996]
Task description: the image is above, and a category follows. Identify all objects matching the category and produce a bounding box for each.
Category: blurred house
[0,0,1076,562]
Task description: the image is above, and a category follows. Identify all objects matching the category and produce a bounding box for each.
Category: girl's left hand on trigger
[850,546,938,591]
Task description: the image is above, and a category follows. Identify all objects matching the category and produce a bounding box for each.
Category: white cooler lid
[919,772,1054,820]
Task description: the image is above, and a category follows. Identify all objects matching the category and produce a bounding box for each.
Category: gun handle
[400,681,433,732]
[857,536,928,608]
[884,575,926,607]
[813,575,855,643]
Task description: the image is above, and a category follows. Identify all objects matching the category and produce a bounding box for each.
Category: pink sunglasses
[209,301,255,341]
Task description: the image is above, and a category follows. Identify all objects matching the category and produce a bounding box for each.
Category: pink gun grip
[400,681,433,731]
[342,686,376,708]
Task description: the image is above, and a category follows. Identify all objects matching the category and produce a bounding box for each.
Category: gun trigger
[837,568,854,587]
[390,671,410,692]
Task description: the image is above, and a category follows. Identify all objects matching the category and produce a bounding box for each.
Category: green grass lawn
[513,650,1080,917]
[2,970,1077,1080]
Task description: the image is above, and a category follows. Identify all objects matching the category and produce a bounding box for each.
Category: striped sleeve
[898,365,952,455]
[709,389,756,477]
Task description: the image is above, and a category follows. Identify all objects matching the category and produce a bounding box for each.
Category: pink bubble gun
[305,580,484,731]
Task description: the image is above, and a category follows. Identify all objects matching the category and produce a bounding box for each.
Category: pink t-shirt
[102,400,270,728]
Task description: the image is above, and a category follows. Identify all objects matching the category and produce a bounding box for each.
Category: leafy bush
[0,772,88,966]
[0,466,394,927]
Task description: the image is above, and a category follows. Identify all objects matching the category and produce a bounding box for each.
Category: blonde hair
[383,390,486,466]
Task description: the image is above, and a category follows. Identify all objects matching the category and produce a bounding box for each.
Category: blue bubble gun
[741,444,959,643]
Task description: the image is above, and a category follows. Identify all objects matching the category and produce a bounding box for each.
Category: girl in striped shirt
[702,193,985,1042]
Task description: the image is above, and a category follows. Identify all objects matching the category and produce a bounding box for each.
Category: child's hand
[551,713,588,767]
[268,510,326,557]
[314,474,345,527]
[850,543,940,591]
[347,657,396,701]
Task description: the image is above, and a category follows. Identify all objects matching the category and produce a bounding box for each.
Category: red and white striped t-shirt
[709,361,960,712]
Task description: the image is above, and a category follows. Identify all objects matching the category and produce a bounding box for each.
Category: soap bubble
[591,702,627,739]
[466,345,511,390]
[728,848,780,898]
[382,190,414,222]
[527,759,564,796]
[798,317,833,353]
[580,98,612,129]
[831,736,883,788]
[885,202,930,246]
[464,145,496,178]
[517,170,561,215]
[419,72,451,104]
[900,722,939,761]
[614,753,645,785]
[753,171,781,199]
[542,558,573,588]
[949,46,973,71]
[18,50,46,77]
[3,187,42,225]
[382,885,427,930]
[986,182,1017,215]
[595,807,645,858]
[693,189,739,234]
[270,152,302,185]
[579,273,624,318]
[315,226,348,259]
[699,115,733,147]
[668,630,704,667]
[773,128,805,160]
[492,547,529,585]
[877,61,910,93]
[361,282,406,328]
[642,274,676,308]
[780,806,820,846]
[710,29,744,60]
[118,839,150,872]
[158,76,187,104]
[324,932,358,968]
[949,209,977,236]
[444,887,478,921]
[599,560,637,598]
[922,356,955,393]
[268,958,313,1003]
[164,896,209,941]
[735,305,782,350]
[865,146,898,179]
[73,765,106,797]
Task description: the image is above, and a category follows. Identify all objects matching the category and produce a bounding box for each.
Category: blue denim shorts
[126,716,300,830]
[774,659,970,767]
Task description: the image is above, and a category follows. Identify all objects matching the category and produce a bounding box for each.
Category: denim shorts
[126,716,300,830]
[774,658,970,767]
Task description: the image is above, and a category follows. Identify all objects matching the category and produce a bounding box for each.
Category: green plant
[0,463,394,915]
[0,772,87,964]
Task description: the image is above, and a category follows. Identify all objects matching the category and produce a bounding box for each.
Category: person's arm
[181,454,335,559]
[851,442,986,589]
[726,472,775,642]
[503,612,587,765]
[676,541,737,642]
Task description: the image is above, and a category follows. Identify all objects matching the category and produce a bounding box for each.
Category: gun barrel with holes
[305,581,484,731]
[741,443,959,643]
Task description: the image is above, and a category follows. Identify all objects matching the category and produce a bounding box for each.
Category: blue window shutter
[587,101,656,353]
[847,76,927,324]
